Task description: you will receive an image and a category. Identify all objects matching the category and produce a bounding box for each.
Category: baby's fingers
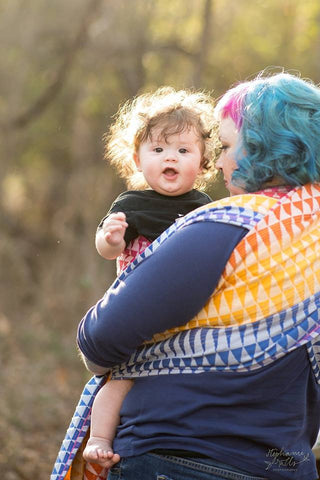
[106,224,126,235]
[114,212,126,221]
[103,219,128,231]
[104,212,127,224]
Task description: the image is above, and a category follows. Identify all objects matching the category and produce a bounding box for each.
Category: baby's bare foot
[83,436,121,468]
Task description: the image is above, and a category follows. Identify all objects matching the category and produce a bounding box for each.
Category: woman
[52,72,320,480]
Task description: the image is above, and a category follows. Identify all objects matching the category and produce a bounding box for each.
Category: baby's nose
[165,151,178,161]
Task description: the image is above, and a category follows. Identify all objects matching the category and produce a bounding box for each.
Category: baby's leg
[83,379,133,468]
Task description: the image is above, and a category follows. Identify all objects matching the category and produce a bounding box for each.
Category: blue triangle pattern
[244,343,256,357]
[217,350,229,365]
[51,375,104,479]
[258,339,270,351]
[231,347,244,362]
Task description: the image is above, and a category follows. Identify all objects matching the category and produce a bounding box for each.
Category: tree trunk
[192,0,213,88]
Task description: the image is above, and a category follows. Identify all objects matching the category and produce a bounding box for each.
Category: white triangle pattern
[51,375,104,479]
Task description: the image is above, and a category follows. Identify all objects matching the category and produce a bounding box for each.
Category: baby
[83,87,218,469]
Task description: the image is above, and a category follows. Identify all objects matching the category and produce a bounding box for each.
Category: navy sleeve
[77,221,247,368]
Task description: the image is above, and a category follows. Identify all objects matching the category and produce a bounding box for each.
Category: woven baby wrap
[109,183,320,378]
[51,184,320,480]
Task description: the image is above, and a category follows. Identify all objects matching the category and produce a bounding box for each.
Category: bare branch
[6,0,104,130]
[149,42,196,59]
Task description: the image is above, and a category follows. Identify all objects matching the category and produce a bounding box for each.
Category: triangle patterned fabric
[51,183,320,480]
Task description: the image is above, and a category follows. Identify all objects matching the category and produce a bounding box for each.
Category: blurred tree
[7,0,104,130]
[1,1,320,477]
[1,0,320,331]
[192,0,214,87]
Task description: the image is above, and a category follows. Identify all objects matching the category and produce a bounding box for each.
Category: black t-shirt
[98,189,212,245]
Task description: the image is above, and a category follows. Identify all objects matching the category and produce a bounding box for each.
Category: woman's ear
[133,152,142,171]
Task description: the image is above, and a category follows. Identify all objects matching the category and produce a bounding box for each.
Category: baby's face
[134,127,203,196]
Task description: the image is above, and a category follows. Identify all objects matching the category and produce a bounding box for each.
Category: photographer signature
[264,447,310,471]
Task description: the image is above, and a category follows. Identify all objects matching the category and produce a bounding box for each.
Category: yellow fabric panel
[153,184,320,342]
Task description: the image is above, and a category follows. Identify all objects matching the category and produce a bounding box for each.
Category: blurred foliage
[1,0,320,477]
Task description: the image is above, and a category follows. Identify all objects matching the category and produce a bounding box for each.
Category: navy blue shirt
[78,221,320,480]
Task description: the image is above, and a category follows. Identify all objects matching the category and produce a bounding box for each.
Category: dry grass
[0,301,93,478]
[0,209,116,478]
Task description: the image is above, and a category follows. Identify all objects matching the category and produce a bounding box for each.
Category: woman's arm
[77,221,247,368]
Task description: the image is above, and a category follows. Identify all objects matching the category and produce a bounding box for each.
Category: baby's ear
[133,152,142,171]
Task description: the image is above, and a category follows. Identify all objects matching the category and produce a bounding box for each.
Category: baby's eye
[179,148,188,154]
[154,147,163,153]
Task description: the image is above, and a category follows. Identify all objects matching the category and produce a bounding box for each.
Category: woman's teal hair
[216,71,320,192]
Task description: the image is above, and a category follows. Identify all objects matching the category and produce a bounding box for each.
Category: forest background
[1,0,320,478]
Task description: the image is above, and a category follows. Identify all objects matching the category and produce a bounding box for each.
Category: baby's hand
[102,212,128,247]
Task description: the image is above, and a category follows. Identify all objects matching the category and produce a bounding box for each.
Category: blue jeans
[107,453,267,480]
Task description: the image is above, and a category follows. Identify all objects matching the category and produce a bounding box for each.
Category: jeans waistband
[149,452,267,480]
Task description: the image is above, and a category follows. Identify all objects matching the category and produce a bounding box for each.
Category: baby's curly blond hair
[104,87,219,189]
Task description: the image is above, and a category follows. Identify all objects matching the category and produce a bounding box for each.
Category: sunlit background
[1,0,320,477]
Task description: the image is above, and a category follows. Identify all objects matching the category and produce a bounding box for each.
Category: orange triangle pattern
[83,462,107,480]
[153,184,320,341]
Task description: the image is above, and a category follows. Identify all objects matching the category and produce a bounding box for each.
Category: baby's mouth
[163,167,178,177]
